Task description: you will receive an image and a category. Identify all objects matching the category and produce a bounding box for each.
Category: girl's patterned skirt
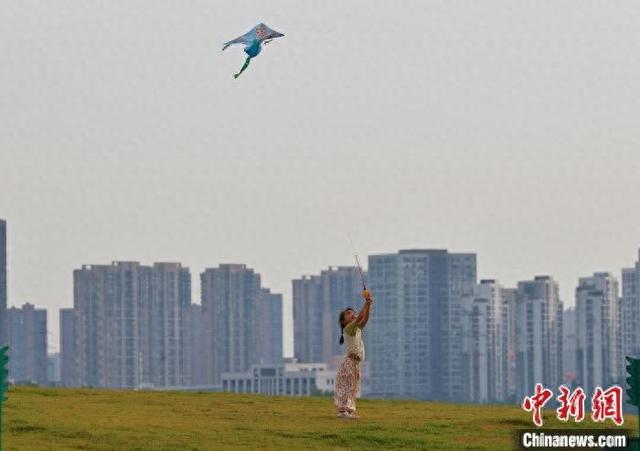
[333,355,361,413]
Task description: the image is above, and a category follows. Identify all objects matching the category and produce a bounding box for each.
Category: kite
[223,23,285,79]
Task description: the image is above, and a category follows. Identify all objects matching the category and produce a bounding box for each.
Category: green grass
[0,386,636,450]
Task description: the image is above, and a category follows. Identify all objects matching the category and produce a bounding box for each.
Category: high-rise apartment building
[74,261,191,388]
[201,264,283,385]
[515,276,563,400]
[292,267,363,368]
[8,302,48,384]
[59,308,76,387]
[257,288,283,364]
[575,272,620,395]
[468,280,514,403]
[366,249,476,400]
[621,250,640,361]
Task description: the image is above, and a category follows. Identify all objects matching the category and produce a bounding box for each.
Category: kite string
[347,233,367,291]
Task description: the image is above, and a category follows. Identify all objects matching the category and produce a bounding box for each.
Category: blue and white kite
[223,23,285,79]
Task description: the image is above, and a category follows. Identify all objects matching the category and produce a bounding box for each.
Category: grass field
[1,386,636,450]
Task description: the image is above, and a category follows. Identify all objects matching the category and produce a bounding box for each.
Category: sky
[1,1,640,355]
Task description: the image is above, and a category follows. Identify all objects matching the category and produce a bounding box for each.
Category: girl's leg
[335,358,359,418]
[234,57,251,79]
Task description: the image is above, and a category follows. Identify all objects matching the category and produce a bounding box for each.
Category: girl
[334,289,373,419]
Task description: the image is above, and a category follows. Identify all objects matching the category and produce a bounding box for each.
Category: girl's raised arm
[355,290,373,328]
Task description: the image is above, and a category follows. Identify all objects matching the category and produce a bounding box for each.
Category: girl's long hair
[338,307,354,345]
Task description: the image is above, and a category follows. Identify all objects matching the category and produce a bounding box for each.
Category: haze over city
[2,1,640,355]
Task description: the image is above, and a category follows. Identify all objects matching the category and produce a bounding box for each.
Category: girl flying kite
[222,23,285,79]
[334,289,373,419]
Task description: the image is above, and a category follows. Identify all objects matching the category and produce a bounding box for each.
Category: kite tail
[234,57,251,79]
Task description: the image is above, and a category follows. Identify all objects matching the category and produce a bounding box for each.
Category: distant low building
[221,360,336,396]
[137,384,221,392]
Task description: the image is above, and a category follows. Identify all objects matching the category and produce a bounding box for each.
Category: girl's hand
[363,290,373,302]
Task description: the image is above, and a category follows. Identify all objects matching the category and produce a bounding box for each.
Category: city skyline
[1,217,640,357]
[43,249,640,403]
[3,244,639,408]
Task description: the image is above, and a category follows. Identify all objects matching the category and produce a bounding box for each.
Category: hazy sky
[2,1,640,354]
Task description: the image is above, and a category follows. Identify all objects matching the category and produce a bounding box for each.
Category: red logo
[556,385,586,422]
[522,383,554,427]
[591,386,624,426]
[522,384,624,427]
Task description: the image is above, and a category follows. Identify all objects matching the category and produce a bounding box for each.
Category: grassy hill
[1,386,636,450]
